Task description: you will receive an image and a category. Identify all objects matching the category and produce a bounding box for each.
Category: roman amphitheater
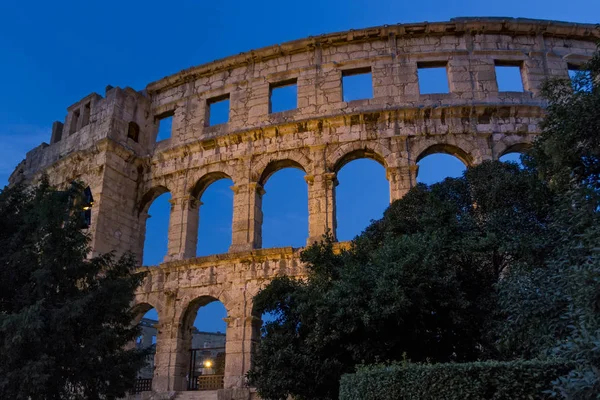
[9,17,598,400]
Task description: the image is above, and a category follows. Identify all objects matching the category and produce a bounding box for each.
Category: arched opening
[499,152,523,166]
[499,143,530,168]
[250,301,294,377]
[192,173,234,257]
[259,310,279,337]
[335,155,389,242]
[132,304,159,394]
[141,189,171,266]
[250,303,281,348]
[417,154,467,185]
[416,145,469,185]
[181,297,227,391]
[260,161,308,248]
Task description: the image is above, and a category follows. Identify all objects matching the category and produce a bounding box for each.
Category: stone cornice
[136,241,351,277]
[149,102,546,165]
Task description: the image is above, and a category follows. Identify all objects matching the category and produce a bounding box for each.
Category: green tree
[0,180,148,400]
[498,47,600,399]
[248,161,554,400]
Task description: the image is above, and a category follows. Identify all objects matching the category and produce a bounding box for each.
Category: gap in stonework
[336,158,388,242]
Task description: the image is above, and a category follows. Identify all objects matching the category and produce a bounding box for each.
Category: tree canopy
[498,49,600,399]
[249,161,555,400]
[0,180,148,400]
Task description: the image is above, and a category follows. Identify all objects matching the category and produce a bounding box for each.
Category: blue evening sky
[1,0,597,333]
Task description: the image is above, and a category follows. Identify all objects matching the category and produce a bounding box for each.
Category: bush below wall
[339,359,572,400]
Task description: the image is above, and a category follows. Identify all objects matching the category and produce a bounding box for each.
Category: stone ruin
[9,17,599,399]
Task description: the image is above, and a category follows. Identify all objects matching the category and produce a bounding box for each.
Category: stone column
[229,182,264,252]
[165,195,200,261]
[152,316,190,392]
[223,314,260,390]
[151,321,173,392]
[135,211,150,266]
[387,165,418,203]
[306,171,338,244]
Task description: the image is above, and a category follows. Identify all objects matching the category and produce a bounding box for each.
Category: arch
[178,294,229,391]
[179,292,231,331]
[498,142,533,158]
[251,150,312,185]
[415,143,473,167]
[336,158,389,241]
[195,173,235,256]
[333,148,387,173]
[328,141,392,173]
[492,134,535,161]
[416,153,467,185]
[140,188,172,266]
[181,295,226,332]
[139,185,170,215]
[261,166,309,248]
[190,171,233,199]
[130,302,158,325]
[259,159,306,187]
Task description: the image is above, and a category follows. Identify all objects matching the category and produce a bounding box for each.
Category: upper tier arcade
[7,17,599,397]
[10,17,598,259]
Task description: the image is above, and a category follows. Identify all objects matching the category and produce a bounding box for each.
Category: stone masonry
[9,17,599,399]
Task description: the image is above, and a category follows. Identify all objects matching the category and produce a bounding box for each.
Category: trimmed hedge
[339,360,572,400]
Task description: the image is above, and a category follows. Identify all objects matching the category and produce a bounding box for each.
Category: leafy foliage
[339,360,573,400]
[498,47,600,398]
[248,161,554,400]
[0,180,148,400]
[525,52,600,194]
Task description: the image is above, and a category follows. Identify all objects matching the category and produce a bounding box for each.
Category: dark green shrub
[339,360,572,400]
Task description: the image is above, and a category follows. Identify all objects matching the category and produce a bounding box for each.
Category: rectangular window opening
[269,79,298,113]
[417,62,449,94]
[69,109,80,135]
[495,62,524,92]
[151,335,157,345]
[81,102,91,127]
[568,64,593,92]
[128,121,140,142]
[156,112,174,141]
[207,95,230,126]
[342,67,373,102]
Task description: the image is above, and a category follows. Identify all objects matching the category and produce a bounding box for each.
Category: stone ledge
[138,241,352,274]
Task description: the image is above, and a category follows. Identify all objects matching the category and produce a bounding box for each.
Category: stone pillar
[223,315,259,390]
[151,321,172,392]
[152,317,189,392]
[306,171,338,244]
[166,195,200,261]
[230,182,264,252]
[387,165,418,203]
[135,211,150,266]
[50,121,64,144]
[472,59,499,100]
